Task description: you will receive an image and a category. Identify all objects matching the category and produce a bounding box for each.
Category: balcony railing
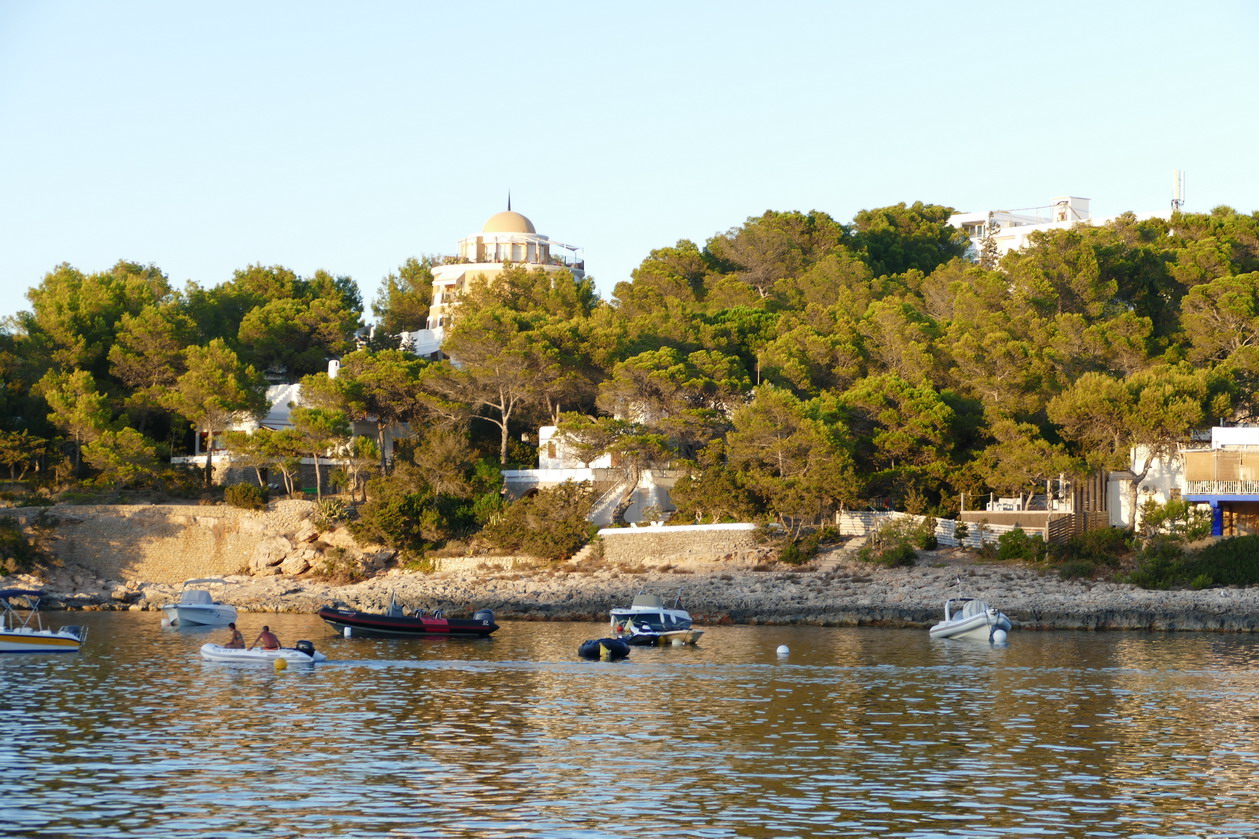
[1186,480,1259,496]
[435,254,583,270]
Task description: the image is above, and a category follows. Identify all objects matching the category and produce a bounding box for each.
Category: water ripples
[3,613,1259,837]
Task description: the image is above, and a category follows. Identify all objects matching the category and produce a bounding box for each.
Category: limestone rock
[279,554,311,576]
[249,536,293,574]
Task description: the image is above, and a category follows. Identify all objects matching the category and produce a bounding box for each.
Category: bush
[1044,526,1133,579]
[224,482,268,510]
[1056,560,1097,581]
[309,547,366,584]
[0,518,38,574]
[313,497,350,530]
[778,526,843,565]
[857,518,921,568]
[483,482,597,562]
[1049,527,1133,567]
[995,528,1046,562]
[1124,534,1259,590]
[1123,535,1187,589]
[1181,534,1259,587]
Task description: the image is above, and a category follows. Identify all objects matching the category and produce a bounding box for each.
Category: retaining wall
[596,523,768,568]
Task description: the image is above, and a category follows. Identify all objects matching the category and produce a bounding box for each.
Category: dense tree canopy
[7,202,1259,553]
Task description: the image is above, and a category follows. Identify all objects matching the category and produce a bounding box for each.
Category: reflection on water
[2,612,1259,837]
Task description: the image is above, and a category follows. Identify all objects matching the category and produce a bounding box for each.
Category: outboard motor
[473,609,495,624]
[294,639,316,657]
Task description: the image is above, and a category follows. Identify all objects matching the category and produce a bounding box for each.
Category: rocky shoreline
[7,547,1259,633]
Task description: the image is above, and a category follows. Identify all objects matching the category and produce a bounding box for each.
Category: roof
[482,210,536,234]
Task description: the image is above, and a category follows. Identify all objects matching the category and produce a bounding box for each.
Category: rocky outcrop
[0,500,383,585]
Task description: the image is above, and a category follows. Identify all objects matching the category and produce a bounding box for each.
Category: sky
[1,1,1256,323]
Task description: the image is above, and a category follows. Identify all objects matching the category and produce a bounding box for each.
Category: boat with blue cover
[0,589,87,653]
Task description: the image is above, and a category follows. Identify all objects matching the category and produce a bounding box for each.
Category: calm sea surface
[3,611,1259,838]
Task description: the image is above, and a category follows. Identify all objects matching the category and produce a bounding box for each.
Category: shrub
[483,482,596,562]
[313,497,350,530]
[995,528,1046,562]
[1181,534,1259,587]
[309,546,366,584]
[1046,526,1132,578]
[857,518,921,568]
[1123,535,1186,589]
[0,518,38,574]
[1138,497,1212,543]
[1125,534,1259,590]
[1056,560,1096,581]
[915,517,938,551]
[224,482,267,511]
[778,526,843,565]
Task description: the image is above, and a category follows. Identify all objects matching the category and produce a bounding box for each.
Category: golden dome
[482,210,536,234]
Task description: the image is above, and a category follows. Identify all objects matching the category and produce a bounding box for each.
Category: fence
[834,510,1030,549]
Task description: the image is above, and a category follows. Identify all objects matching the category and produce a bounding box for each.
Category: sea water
[2,611,1258,838]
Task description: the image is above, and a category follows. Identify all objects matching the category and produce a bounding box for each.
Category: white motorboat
[199,641,327,664]
[162,579,237,627]
[929,597,1012,643]
[611,592,704,646]
[0,589,87,653]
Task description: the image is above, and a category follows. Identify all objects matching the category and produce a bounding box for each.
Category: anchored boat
[929,597,1012,643]
[611,592,703,646]
[319,594,498,639]
[0,589,87,653]
[162,579,238,627]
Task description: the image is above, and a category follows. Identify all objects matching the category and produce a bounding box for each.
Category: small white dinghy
[929,597,1012,644]
[200,641,326,664]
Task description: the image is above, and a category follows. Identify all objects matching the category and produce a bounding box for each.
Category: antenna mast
[1171,170,1185,212]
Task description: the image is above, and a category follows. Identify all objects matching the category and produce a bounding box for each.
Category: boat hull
[318,605,498,638]
[929,612,1012,642]
[199,643,326,663]
[163,604,238,627]
[623,628,704,647]
[0,628,84,653]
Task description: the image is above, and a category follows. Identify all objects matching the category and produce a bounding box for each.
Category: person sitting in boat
[251,626,281,651]
[223,622,245,649]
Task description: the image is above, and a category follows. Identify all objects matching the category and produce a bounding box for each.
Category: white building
[949,196,1093,260]
[949,196,1172,261]
[400,206,584,357]
[1116,426,1259,537]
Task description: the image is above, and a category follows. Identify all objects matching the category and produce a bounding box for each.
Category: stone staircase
[587,473,635,527]
[813,536,866,573]
[567,541,600,565]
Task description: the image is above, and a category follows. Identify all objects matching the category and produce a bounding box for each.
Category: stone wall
[596,524,770,569]
[1,500,326,584]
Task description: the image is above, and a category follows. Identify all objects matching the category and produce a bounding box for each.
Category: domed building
[417,205,584,345]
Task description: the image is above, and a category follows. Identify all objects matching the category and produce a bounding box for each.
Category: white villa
[401,205,584,357]
[949,195,1172,261]
[1119,426,1259,538]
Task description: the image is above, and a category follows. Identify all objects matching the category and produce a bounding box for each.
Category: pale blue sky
[1,1,1256,323]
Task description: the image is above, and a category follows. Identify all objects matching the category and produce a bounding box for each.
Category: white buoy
[991,629,1008,645]
[343,626,352,638]
[160,618,171,628]
[776,645,790,657]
